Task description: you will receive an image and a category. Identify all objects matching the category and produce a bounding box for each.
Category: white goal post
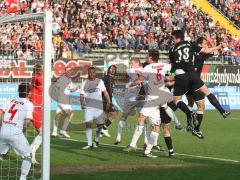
[0,12,52,180]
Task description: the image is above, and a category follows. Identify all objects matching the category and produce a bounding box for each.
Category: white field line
[59,138,240,164]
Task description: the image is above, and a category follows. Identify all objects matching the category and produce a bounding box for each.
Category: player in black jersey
[186,37,229,138]
[169,30,230,138]
[101,65,117,137]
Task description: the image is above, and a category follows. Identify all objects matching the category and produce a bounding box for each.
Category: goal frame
[0,12,52,180]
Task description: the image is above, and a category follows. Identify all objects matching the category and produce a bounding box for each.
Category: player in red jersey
[29,63,43,164]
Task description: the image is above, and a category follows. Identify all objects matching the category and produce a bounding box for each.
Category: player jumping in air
[169,30,230,138]
[0,83,33,180]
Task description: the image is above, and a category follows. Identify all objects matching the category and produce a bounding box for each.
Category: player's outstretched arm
[200,44,224,54]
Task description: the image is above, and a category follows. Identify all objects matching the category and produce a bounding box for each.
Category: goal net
[0,12,52,180]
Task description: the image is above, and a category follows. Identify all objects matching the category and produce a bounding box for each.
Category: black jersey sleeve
[192,43,202,53]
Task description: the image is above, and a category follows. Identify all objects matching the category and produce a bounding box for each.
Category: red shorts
[32,107,42,130]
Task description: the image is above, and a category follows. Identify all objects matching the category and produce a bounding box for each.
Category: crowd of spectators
[0,0,239,62]
[209,0,240,28]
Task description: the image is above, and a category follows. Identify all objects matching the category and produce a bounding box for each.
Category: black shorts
[173,71,204,96]
[103,102,116,113]
[160,107,171,124]
[186,89,205,102]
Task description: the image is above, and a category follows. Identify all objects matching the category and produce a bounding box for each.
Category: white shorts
[140,88,173,125]
[84,108,104,125]
[0,130,31,157]
[56,103,72,114]
[140,105,161,126]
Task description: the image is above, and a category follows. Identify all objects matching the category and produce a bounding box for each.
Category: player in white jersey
[114,58,149,145]
[52,67,80,138]
[0,83,33,180]
[124,50,173,157]
[80,67,111,149]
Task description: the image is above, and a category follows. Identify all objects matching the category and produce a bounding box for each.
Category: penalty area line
[60,138,240,164]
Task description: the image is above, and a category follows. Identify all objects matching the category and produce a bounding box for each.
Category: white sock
[165,107,180,126]
[116,120,126,142]
[130,125,144,147]
[20,158,31,180]
[31,134,42,160]
[143,123,148,144]
[86,128,92,146]
[53,119,58,133]
[62,116,70,131]
[144,131,159,155]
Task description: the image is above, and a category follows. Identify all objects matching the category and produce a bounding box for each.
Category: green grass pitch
[1,110,240,180]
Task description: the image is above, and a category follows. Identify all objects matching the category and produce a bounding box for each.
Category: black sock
[103,119,112,129]
[207,93,225,113]
[176,101,192,119]
[167,101,178,111]
[164,136,173,151]
[195,113,203,131]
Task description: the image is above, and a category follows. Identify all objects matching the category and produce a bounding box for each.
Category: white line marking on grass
[60,138,240,164]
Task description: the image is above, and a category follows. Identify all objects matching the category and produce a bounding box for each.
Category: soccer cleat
[175,124,183,130]
[152,144,163,151]
[222,111,231,118]
[169,151,176,157]
[51,131,58,138]
[82,145,93,150]
[101,129,111,137]
[93,141,99,148]
[114,140,121,145]
[32,158,40,165]
[144,153,158,158]
[123,145,137,152]
[59,130,70,138]
[192,129,204,139]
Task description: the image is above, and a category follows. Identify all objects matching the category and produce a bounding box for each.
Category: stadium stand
[0,0,239,64]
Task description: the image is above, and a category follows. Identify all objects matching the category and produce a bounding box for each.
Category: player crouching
[0,83,33,180]
[80,67,111,149]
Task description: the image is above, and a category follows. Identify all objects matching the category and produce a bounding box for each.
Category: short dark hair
[18,83,31,98]
[196,37,207,45]
[88,66,96,72]
[172,30,184,40]
[148,50,159,62]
